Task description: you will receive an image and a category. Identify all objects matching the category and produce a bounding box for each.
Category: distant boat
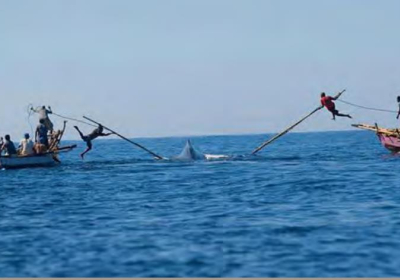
[352,123,400,153]
[0,121,76,169]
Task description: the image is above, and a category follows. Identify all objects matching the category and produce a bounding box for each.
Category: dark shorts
[39,136,49,147]
[82,136,93,149]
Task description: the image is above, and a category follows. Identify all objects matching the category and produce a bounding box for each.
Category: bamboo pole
[252,89,346,154]
[83,116,164,160]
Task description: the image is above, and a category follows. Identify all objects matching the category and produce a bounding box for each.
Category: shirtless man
[74,125,113,159]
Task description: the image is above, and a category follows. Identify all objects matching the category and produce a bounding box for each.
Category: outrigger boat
[352,123,400,153]
[0,121,76,169]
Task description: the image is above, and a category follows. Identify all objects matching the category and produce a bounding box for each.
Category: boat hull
[378,134,400,153]
[0,154,58,169]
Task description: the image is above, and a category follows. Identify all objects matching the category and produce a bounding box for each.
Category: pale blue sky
[1,0,400,139]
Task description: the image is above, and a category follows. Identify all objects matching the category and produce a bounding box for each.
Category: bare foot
[80,153,85,159]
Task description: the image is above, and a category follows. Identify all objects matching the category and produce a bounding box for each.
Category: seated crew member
[1,135,17,156]
[19,133,35,156]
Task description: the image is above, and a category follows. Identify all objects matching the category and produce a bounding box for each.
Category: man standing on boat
[35,119,49,148]
[31,105,54,133]
[74,125,113,159]
[320,92,352,120]
[396,96,400,119]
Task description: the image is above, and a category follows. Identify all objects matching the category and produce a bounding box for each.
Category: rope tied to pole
[51,112,97,127]
[28,104,98,127]
[337,99,397,114]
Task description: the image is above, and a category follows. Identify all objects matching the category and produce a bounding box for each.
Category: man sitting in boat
[32,105,54,133]
[74,125,113,159]
[320,92,352,120]
[1,135,17,156]
[18,133,35,156]
[35,119,49,149]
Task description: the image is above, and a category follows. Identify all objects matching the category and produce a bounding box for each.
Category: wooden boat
[0,154,59,169]
[0,121,76,169]
[352,123,400,153]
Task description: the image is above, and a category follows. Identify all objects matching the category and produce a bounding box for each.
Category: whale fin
[175,140,206,161]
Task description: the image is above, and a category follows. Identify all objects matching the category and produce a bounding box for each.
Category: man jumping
[320,92,352,120]
[74,125,113,159]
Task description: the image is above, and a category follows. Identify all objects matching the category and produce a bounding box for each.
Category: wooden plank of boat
[0,154,58,169]
[352,124,400,137]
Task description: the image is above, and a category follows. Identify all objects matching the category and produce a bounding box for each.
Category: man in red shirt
[320,92,352,120]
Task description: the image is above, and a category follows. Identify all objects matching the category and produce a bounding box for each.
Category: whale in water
[174,140,229,161]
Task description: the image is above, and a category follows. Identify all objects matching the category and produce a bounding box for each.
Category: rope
[26,103,35,136]
[51,112,97,127]
[337,99,397,114]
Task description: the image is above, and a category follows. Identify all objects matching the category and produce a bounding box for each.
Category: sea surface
[1,131,400,277]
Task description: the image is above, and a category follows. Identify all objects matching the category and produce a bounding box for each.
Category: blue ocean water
[1,130,400,277]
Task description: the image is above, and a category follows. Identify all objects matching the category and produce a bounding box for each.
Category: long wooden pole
[83,116,164,160]
[252,89,346,155]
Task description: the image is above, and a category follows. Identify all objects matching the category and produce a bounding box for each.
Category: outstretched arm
[332,89,346,100]
[100,132,113,137]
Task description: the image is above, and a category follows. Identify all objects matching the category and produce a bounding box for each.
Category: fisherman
[1,135,17,156]
[396,96,400,120]
[35,119,49,148]
[31,105,54,132]
[320,92,352,120]
[74,125,113,159]
[18,133,35,156]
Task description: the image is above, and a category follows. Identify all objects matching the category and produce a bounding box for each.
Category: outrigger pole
[83,116,164,160]
[252,89,346,155]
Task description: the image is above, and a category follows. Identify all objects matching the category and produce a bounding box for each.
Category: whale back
[175,140,206,160]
